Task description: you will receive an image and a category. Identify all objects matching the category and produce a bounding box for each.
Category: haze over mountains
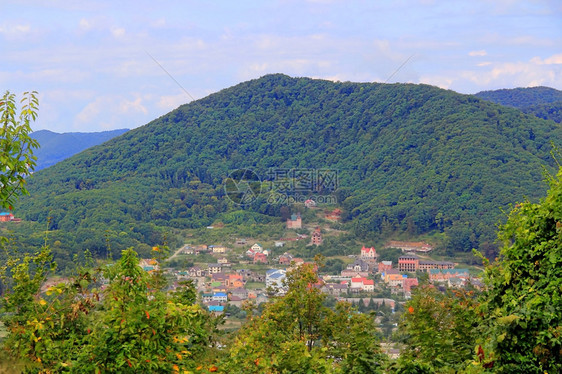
[30,129,129,170]
[16,75,562,258]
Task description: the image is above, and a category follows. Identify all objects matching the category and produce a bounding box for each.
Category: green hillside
[14,74,562,261]
[475,86,562,108]
[476,86,562,123]
[30,129,129,170]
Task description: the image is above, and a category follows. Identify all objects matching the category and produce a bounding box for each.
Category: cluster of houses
[161,239,478,316]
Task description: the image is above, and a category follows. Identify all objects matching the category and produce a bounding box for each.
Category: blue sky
[1,0,561,132]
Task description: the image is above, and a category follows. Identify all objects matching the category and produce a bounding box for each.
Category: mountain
[15,75,562,261]
[475,87,562,123]
[30,129,129,170]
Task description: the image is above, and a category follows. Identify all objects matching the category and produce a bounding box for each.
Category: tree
[0,91,39,210]
[1,246,221,373]
[395,285,480,372]
[476,167,562,373]
[223,263,386,373]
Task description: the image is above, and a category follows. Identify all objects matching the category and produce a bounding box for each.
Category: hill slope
[17,75,562,258]
[30,129,129,170]
[476,87,562,123]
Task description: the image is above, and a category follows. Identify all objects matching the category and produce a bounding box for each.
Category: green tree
[476,167,562,373]
[396,285,480,372]
[0,91,39,210]
[223,263,385,373]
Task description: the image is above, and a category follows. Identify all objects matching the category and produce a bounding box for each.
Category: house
[398,255,455,272]
[429,269,469,282]
[448,277,465,288]
[235,238,247,245]
[325,208,342,221]
[350,277,375,292]
[351,277,367,289]
[286,213,302,229]
[274,241,285,247]
[304,199,317,208]
[292,258,305,265]
[139,259,159,272]
[322,283,348,296]
[217,257,230,265]
[211,283,227,293]
[279,252,294,265]
[360,246,378,261]
[189,266,206,277]
[378,261,392,273]
[202,293,214,303]
[208,305,224,314]
[403,278,419,293]
[387,274,406,287]
[341,266,369,277]
[193,245,210,254]
[225,274,244,288]
[398,255,418,272]
[228,296,244,307]
[0,212,14,222]
[381,268,400,281]
[251,243,263,252]
[418,260,454,272]
[178,244,194,254]
[236,269,254,281]
[211,272,228,283]
[207,263,223,274]
[230,287,248,299]
[266,269,287,292]
[310,227,323,246]
[209,245,227,254]
[212,292,228,302]
[347,259,370,272]
[362,279,375,292]
[253,252,268,264]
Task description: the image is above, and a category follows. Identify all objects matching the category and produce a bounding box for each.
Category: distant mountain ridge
[15,75,562,259]
[475,86,562,123]
[30,129,129,170]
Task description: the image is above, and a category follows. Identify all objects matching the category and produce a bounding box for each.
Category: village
[143,208,482,321]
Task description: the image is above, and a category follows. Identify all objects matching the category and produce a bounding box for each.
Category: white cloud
[460,59,559,89]
[0,23,32,41]
[532,53,562,65]
[157,93,189,110]
[469,50,487,57]
[79,18,92,31]
[119,97,147,115]
[111,27,126,39]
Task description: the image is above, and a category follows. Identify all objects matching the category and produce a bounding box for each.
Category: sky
[1,0,561,133]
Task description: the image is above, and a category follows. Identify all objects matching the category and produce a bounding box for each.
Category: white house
[266,269,287,293]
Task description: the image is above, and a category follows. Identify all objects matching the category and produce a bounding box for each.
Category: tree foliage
[0,247,220,373]
[396,285,480,373]
[0,91,39,210]
[476,167,562,373]
[223,263,385,373]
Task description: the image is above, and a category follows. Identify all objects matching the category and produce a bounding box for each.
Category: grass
[244,282,265,290]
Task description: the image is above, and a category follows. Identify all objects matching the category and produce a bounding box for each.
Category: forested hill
[476,86,562,123]
[16,74,562,259]
[31,129,129,170]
